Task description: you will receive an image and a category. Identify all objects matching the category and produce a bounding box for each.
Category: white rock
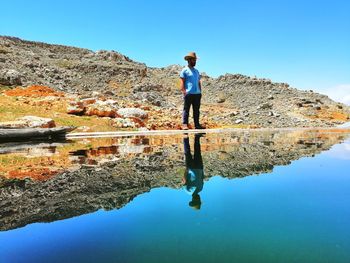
[117,108,148,119]
[113,118,136,128]
[16,116,56,128]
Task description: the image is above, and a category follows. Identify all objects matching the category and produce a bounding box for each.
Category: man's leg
[183,136,191,155]
[193,134,203,169]
[182,94,192,126]
[193,94,202,128]
[183,136,193,167]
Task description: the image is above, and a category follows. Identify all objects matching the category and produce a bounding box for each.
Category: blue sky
[1,0,350,103]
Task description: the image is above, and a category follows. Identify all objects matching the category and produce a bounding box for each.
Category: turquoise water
[0,132,350,263]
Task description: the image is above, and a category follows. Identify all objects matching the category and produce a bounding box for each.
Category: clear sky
[1,0,350,104]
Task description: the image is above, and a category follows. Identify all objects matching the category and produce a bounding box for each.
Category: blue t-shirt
[180,67,201,94]
[183,168,204,195]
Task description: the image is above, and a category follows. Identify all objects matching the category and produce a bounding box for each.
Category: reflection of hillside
[0,142,70,181]
[0,135,248,181]
[205,130,349,178]
[0,130,349,231]
[2,130,346,181]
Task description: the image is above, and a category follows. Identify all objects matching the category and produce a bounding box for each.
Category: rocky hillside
[1,35,349,128]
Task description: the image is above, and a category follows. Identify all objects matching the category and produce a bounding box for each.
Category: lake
[1,129,350,263]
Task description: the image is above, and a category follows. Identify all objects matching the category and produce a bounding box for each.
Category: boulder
[85,106,118,118]
[0,116,56,128]
[81,98,96,105]
[112,118,137,128]
[258,103,273,110]
[85,99,119,118]
[95,50,131,62]
[67,105,85,115]
[132,83,163,92]
[67,101,85,115]
[68,98,118,116]
[225,111,239,118]
[0,69,23,86]
[18,116,56,128]
[216,97,225,103]
[117,108,148,119]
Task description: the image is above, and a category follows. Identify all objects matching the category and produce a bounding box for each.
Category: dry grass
[0,94,115,131]
[0,47,10,54]
[55,59,76,69]
[108,80,132,97]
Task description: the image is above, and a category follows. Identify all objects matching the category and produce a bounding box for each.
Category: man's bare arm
[180,78,186,95]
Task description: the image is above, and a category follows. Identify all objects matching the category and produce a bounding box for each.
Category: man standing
[180,52,204,130]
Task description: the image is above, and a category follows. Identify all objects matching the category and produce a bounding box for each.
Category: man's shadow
[183,133,204,210]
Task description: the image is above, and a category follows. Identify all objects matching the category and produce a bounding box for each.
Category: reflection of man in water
[183,134,204,210]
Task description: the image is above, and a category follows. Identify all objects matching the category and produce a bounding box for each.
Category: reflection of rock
[25,147,57,157]
[118,144,149,154]
[0,141,69,182]
[0,142,66,155]
[68,143,150,165]
[6,169,60,182]
[0,130,349,231]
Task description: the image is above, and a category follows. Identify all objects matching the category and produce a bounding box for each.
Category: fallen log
[0,127,75,142]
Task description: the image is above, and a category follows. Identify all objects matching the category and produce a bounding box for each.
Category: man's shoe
[195,125,205,129]
[182,124,189,130]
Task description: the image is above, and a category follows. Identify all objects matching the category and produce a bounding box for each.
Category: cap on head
[184,52,197,61]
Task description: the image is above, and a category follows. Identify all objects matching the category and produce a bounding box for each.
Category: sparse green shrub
[56,59,75,69]
[0,47,10,54]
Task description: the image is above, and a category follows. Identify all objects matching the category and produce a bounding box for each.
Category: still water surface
[0,130,350,263]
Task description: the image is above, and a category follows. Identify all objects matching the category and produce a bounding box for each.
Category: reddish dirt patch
[309,108,349,121]
[4,85,64,97]
[331,112,349,121]
[7,168,60,181]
